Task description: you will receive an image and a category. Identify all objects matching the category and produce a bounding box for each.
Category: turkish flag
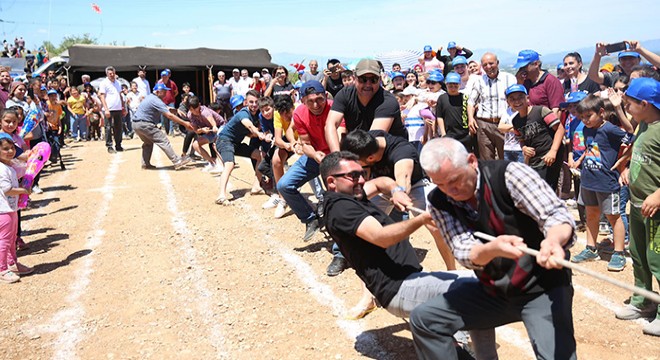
[91,3,102,14]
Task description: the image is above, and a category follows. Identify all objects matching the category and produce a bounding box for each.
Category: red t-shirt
[158,79,178,105]
[525,72,564,110]
[293,99,333,155]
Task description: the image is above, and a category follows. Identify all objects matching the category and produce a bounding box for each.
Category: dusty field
[0,137,658,360]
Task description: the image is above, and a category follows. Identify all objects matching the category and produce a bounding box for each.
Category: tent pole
[206,65,214,104]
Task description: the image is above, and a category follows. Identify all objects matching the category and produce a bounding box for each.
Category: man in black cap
[325,58,405,153]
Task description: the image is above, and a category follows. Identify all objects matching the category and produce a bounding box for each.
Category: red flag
[290,63,305,71]
[91,3,102,14]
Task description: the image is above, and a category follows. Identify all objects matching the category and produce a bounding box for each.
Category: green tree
[42,33,97,56]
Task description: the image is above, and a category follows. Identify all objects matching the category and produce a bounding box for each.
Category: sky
[1,0,659,60]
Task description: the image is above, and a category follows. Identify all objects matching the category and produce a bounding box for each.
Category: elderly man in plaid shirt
[413,137,577,360]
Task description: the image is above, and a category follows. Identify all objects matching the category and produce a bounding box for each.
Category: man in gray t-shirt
[301,60,325,83]
[131,83,194,170]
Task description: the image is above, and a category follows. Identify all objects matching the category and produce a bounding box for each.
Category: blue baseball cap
[447,41,457,49]
[423,45,433,52]
[559,91,587,108]
[230,95,245,109]
[153,83,171,91]
[300,80,325,96]
[452,56,468,67]
[391,71,405,80]
[626,77,660,110]
[40,85,47,91]
[445,72,461,84]
[618,51,641,59]
[427,72,444,83]
[513,50,540,69]
[160,69,171,77]
[293,80,303,89]
[47,89,58,95]
[505,84,528,97]
[557,63,565,71]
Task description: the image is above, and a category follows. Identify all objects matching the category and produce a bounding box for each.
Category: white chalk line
[155,151,228,358]
[22,153,123,360]
[573,283,649,326]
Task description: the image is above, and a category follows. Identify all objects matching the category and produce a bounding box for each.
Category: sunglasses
[427,80,441,85]
[331,170,367,182]
[276,72,285,75]
[358,76,379,84]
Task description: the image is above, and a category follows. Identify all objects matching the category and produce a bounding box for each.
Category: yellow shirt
[273,103,300,140]
[67,95,86,115]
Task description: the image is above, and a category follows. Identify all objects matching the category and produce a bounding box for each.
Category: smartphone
[605,42,627,54]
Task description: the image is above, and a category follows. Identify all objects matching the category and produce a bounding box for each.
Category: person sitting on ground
[320,151,495,359]
[130,83,193,170]
[187,95,224,173]
[215,90,267,205]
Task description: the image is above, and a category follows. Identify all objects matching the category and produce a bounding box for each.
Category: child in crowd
[87,103,103,141]
[616,77,660,336]
[46,89,63,162]
[561,91,589,231]
[570,94,632,271]
[67,87,87,142]
[0,131,32,284]
[256,97,275,192]
[505,84,565,191]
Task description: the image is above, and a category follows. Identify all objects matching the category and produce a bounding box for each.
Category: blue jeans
[160,102,175,134]
[619,185,630,243]
[504,150,524,163]
[277,155,319,224]
[70,113,87,139]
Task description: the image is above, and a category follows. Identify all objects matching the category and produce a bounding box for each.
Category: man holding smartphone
[588,41,641,87]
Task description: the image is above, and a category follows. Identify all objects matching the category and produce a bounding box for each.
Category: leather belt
[477,117,501,123]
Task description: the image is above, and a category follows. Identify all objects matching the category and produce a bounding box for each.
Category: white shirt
[499,108,523,151]
[0,162,19,213]
[98,77,123,111]
[467,71,516,119]
[132,76,151,99]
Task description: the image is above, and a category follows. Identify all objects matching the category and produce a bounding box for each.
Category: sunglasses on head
[358,76,379,84]
[331,170,367,182]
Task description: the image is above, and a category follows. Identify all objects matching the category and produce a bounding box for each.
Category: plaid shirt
[428,162,576,269]
[467,71,516,119]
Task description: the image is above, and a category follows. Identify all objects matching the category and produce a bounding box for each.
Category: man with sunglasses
[325,59,405,153]
[321,151,495,358]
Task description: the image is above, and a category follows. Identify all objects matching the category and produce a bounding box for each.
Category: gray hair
[105,66,115,74]
[419,137,469,174]
[81,74,91,81]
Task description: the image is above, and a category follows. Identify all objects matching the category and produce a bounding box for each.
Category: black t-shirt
[435,93,469,140]
[331,86,405,139]
[272,82,294,102]
[562,76,601,94]
[325,76,344,97]
[369,130,424,184]
[512,106,559,168]
[324,190,422,307]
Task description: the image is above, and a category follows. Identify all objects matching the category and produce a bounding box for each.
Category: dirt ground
[0,137,658,360]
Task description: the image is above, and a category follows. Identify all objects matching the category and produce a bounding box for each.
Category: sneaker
[209,162,224,174]
[571,247,599,263]
[115,146,124,152]
[0,269,20,284]
[32,185,43,194]
[8,262,33,276]
[599,222,610,235]
[615,303,658,320]
[107,147,117,154]
[201,163,214,173]
[274,200,288,219]
[326,256,349,277]
[141,164,156,170]
[174,157,191,170]
[565,199,577,208]
[607,252,626,271]
[643,318,660,337]
[302,218,320,242]
[262,194,280,209]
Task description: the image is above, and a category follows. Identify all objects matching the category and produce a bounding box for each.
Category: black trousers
[105,110,123,149]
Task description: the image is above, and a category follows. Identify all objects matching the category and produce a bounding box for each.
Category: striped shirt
[467,71,517,119]
[427,162,576,269]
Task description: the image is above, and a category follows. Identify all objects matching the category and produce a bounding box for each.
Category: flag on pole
[91,3,102,14]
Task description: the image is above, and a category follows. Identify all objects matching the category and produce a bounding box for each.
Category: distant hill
[272,39,660,73]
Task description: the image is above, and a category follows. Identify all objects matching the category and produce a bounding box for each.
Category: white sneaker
[32,185,43,194]
[262,194,280,209]
[209,162,225,174]
[202,163,214,172]
[274,200,288,219]
[643,318,660,336]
